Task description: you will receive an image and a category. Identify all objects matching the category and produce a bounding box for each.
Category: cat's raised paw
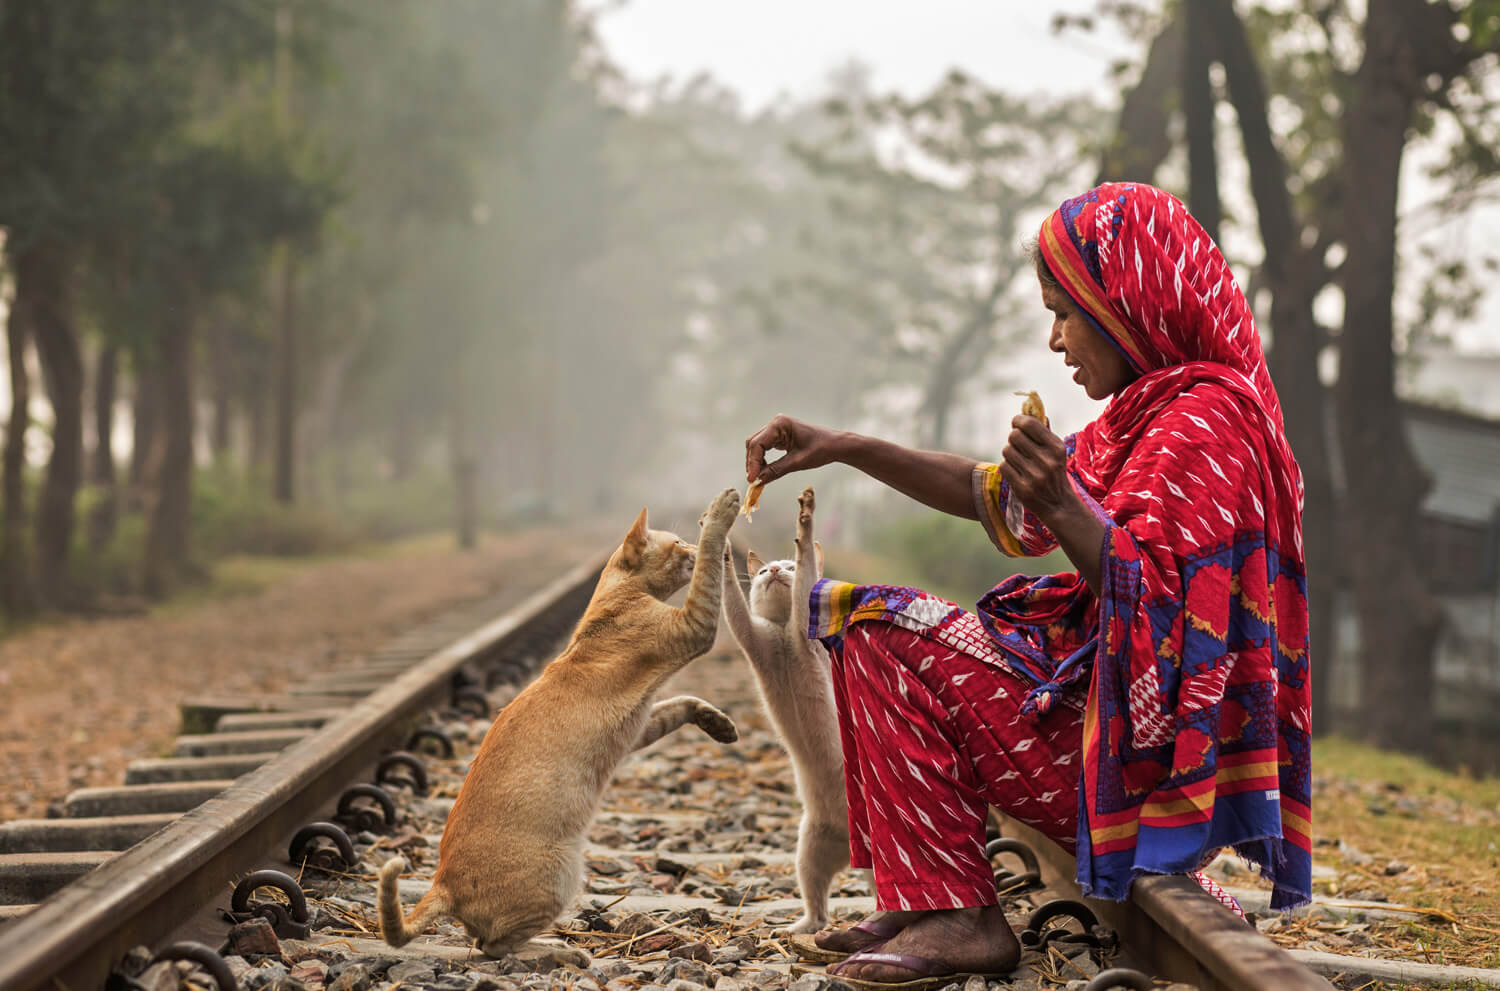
[798,486,815,524]
[693,703,739,744]
[705,487,741,526]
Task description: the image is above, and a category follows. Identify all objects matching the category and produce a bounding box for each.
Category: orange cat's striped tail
[377,858,450,947]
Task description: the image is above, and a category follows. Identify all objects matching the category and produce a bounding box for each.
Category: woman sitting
[743,181,1312,987]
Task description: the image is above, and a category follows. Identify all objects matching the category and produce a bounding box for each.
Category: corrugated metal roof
[1405,407,1500,525]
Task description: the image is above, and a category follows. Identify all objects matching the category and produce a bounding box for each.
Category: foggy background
[1,0,1498,764]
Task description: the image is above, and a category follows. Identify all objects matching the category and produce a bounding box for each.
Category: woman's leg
[821,618,1083,980]
[816,635,924,952]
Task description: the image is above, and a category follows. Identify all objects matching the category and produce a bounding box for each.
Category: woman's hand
[744,415,843,484]
[1000,414,1077,522]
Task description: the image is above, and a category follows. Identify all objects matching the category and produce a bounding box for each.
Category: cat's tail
[377,857,450,947]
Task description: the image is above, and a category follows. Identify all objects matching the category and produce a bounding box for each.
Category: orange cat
[378,488,741,962]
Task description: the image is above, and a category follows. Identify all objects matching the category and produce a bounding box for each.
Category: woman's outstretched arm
[745,415,979,520]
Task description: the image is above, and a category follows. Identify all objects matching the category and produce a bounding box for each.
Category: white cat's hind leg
[787,813,851,934]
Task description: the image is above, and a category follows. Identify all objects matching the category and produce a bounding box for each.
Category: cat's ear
[621,508,650,567]
[814,540,824,578]
[745,549,765,575]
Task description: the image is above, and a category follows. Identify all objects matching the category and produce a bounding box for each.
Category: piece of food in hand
[741,479,766,521]
[1015,390,1049,427]
[1004,390,1048,540]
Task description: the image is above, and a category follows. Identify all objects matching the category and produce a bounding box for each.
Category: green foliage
[70,474,357,600]
[70,496,147,597]
[866,511,1070,606]
[335,472,459,544]
[190,469,358,559]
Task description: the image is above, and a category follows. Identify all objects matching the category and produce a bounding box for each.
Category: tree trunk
[246,357,269,476]
[207,322,235,467]
[87,341,119,550]
[389,406,414,482]
[1097,14,1183,185]
[1210,0,1338,736]
[1182,0,1222,245]
[303,315,368,507]
[18,241,84,609]
[1335,0,1444,752]
[128,355,161,514]
[450,368,477,550]
[271,245,297,503]
[143,307,195,598]
[920,261,1016,449]
[2,267,36,616]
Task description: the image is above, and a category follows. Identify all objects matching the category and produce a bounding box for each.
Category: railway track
[0,541,1456,991]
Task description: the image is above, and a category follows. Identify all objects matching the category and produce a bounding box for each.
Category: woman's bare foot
[812,909,921,953]
[829,906,1020,983]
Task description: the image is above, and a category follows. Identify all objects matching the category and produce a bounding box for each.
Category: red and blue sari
[812,183,1312,909]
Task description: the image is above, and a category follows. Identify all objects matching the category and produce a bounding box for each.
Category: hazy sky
[588,0,1500,371]
[587,0,1132,111]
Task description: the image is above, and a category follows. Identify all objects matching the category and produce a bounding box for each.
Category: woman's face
[1042,282,1138,400]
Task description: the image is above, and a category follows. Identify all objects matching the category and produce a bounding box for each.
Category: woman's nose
[1048,323,1064,352]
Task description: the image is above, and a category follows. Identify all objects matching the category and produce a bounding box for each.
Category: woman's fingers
[745,415,806,483]
[744,420,788,483]
[1011,414,1054,444]
[1002,415,1067,503]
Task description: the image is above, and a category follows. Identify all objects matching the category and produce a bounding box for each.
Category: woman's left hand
[1000,415,1076,522]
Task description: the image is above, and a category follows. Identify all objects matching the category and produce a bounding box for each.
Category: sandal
[788,917,907,963]
[822,949,986,991]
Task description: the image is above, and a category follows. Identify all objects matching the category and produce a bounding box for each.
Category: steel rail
[1001,815,1336,990]
[0,550,609,991]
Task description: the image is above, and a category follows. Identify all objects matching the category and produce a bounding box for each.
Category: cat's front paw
[693,702,738,744]
[798,486,815,525]
[704,487,741,529]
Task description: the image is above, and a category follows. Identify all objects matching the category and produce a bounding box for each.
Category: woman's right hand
[744,415,842,484]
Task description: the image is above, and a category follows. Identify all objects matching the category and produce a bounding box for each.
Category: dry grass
[1287,735,1500,984]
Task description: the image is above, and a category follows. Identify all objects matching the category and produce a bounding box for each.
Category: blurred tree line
[0,0,1496,755]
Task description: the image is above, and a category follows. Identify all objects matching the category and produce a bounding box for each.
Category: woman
[743,182,1312,987]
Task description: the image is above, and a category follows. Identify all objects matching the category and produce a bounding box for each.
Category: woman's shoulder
[1139,378,1250,434]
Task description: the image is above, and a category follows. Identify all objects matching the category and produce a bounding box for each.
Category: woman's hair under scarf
[1029,182,1313,908]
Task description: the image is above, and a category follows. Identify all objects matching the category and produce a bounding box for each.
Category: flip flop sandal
[788,918,907,963]
[788,933,887,964]
[822,950,984,991]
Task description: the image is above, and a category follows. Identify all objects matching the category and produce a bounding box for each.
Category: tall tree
[86,341,120,551]
[1204,0,1341,735]
[2,280,35,615]
[1335,0,1498,750]
[0,1,98,608]
[1181,0,1222,243]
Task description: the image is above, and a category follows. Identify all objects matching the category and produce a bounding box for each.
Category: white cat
[721,486,851,934]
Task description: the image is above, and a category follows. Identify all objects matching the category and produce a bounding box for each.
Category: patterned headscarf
[1029,182,1312,908]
